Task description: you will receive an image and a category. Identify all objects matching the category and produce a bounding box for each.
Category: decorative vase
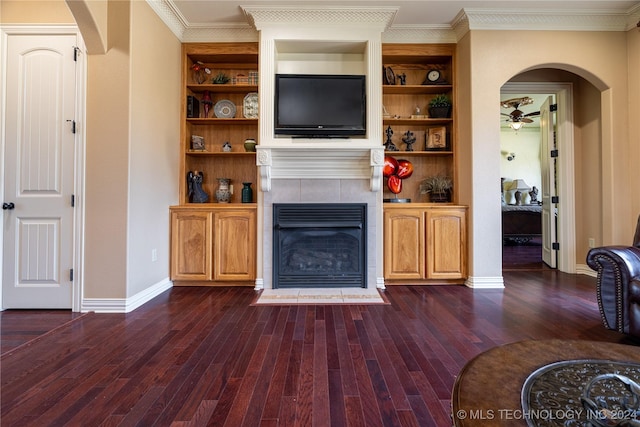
[244,139,256,152]
[215,178,231,203]
[241,182,253,203]
[193,69,206,84]
[202,91,212,118]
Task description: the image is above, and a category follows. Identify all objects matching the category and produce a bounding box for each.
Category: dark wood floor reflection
[1,272,636,427]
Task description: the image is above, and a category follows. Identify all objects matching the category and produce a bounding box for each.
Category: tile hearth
[252,288,388,305]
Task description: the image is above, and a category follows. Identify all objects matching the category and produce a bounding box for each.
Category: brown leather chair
[586,215,640,338]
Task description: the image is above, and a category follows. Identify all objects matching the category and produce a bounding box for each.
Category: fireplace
[273,203,367,288]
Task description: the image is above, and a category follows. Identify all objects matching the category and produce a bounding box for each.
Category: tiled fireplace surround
[246,7,396,290]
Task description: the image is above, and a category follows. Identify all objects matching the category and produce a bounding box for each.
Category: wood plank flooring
[1,271,638,426]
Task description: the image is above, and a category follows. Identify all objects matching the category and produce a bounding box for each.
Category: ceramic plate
[243,92,259,119]
[214,99,236,118]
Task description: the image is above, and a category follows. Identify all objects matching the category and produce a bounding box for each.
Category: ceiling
[169,0,639,27]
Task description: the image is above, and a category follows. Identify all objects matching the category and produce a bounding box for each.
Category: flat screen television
[274,74,366,137]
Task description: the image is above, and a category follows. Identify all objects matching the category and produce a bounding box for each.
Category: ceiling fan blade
[500,113,512,117]
[524,111,540,117]
[521,118,534,123]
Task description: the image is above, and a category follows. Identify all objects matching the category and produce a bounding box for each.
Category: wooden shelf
[187,84,258,94]
[384,150,453,156]
[383,84,452,95]
[383,117,452,126]
[186,151,257,157]
[187,118,258,125]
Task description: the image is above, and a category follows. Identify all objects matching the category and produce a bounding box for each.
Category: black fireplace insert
[273,203,367,288]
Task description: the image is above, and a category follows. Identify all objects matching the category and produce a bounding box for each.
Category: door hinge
[552,242,560,250]
[551,196,559,204]
[66,119,76,134]
[550,103,558,112]
[70,268,74,281]
[550,149,558,158]
[71,194,75,207]
[73,46,80,61]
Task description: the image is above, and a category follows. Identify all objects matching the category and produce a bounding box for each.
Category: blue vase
[241,182,253,203]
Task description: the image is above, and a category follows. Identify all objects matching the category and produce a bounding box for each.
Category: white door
[540,96,557,268]
[2,33,77,308]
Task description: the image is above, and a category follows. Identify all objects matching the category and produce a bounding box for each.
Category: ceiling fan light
[510,121,525,131]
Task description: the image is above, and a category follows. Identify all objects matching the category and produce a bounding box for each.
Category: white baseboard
[81,278,173,313]
[575,263,597,277]
[465,276,505,289]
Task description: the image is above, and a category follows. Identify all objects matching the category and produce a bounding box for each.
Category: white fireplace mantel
[256,145,385,192]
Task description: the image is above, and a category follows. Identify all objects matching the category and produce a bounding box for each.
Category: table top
[451,339,640,426]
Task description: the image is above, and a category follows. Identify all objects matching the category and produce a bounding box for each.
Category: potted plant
[419,175,453,202]
[428,94,452,118]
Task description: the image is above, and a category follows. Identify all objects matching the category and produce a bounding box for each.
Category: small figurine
[398,73,407,85]
[402,130,416,151]
[187,171,209,203]
[384,126,399,151]
[222,141,232,152]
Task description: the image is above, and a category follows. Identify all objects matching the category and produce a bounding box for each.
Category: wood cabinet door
[426,209,466,279]
[213,210,256,281]
[170,210,212,281]
[384,209,425,280]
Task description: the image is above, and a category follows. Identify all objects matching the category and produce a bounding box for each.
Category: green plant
[212,71,230,84]
[419,175,453,194]
[428,94,451,108]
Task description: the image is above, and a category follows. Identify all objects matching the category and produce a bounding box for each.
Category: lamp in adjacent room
[510,179,531,205]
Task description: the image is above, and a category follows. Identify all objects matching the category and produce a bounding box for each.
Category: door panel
[3,34,77,308]
[540,96,557,268]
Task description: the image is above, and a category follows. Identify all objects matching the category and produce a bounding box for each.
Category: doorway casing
[501,81,576,274]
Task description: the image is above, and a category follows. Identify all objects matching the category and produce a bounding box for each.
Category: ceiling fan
[500,96,540,129]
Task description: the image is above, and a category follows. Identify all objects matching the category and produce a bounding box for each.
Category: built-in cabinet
[382,44,467,284]
[384,205,467,283]
[170,206,256,283]
[169,41,467,286]
[170,43,258,285]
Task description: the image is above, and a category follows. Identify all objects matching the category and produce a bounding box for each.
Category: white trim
[465,276,505,289]
[502,82,576,275]
[576,263,597,277]
[81,278,173,313]
[0,25,86,312]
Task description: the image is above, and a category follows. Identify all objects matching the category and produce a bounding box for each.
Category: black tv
[274,74,366,137]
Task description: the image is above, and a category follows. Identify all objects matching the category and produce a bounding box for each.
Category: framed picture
[427,126,447,150]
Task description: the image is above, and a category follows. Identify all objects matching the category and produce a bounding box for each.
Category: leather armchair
[586,215,640,338]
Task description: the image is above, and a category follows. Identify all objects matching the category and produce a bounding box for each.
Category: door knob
[2,202,15,210]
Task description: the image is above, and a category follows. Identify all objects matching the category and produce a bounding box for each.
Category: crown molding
[381,25,457,44]
[242,6,398,31]
[148,1,640,43]
[146,0,186,40]
[461,8,631,32]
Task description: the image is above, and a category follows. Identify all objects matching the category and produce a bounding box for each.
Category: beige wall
[1,1,74,23]
[628,27,640,230]
[2,0,180,301]
[463,29,631,279]
[127,0,180,297]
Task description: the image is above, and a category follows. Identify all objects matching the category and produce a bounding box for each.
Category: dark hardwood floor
[1,271,637,427]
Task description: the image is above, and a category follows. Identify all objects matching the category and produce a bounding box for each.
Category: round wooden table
[451,340,640,426]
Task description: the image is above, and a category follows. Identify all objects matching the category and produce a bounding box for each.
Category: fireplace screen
[273,203,366,288]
